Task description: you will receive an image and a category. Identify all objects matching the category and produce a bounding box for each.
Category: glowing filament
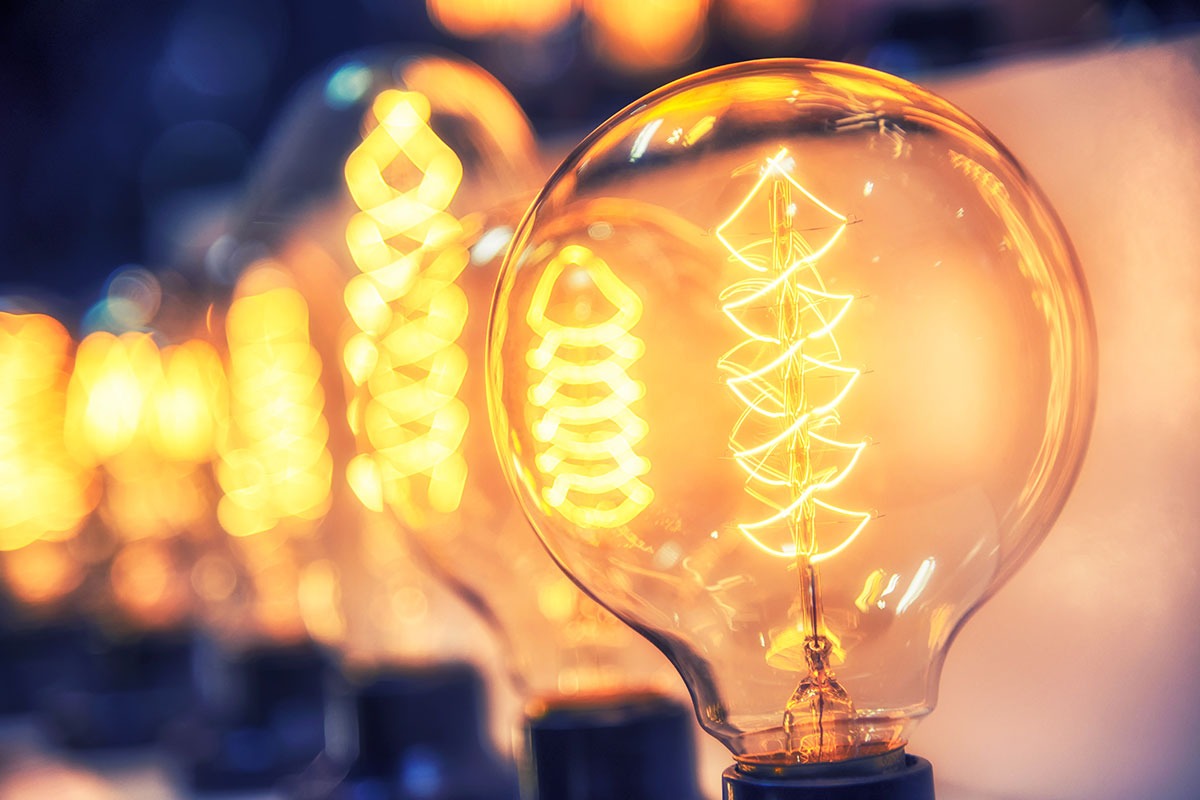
[717,148,870,563]
[342,89,470,526]
[526,244,653,530]
[718,148,873,761]
[217,273,332,537]
[67,331,216,542]
[0,313,95,551]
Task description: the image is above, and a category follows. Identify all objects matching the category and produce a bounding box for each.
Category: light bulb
[179,50,545,798]
[0,306,94,609]
[487,60,1096,793]
[326,53,704,798]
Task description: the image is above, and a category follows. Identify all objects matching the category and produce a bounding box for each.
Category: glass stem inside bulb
[771,178,857,763]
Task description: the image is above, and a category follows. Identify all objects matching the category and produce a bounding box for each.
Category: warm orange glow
[717,148,870,564]
[0,313,96,551]
[717,147,870,760]
[151,340,227,463]
[217,266,333,538]
[298,558,346,645]
[1,539,84,606]
[65,332,221,543]
[525,244,653,529]
[583,0,708,73]
[65,331,162,468]
[721,0,814,44]
[110,539,190,629]
[427,0,574,39]
[342,90,471,527]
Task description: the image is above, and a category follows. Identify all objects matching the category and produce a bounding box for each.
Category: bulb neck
[723,750,934,800]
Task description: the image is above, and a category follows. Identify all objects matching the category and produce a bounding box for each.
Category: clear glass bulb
[320,62,682,704]
[487,60,1097,770]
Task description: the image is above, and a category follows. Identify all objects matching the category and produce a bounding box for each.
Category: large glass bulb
[488,60,1096,772]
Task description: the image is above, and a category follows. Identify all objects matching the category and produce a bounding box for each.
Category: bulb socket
[526,692,701,800]
[40,626,198,749]
[723,751,934,800]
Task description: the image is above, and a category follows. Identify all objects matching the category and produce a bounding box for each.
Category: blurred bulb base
[180,640,331,792]
[721,752,934,800]
[526,692,700,800]
[40,627,198,749]
[348,663,509,778]
[297,663,518,800]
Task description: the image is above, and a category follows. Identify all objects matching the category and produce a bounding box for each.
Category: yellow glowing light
[343,90,471,528]
[717,148,870,563]
[0,313,96,551]
[110,539,188,629]
[525,244,653,530]
[66,332,222,543]
[217,269,333,537]
[150,340,227,463]
[717,147,871,760]
[721,0,815,45]
[298,559,346,645]
[65,332,163,467]
[1,540,83,606]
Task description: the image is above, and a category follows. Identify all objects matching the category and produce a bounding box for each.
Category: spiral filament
[217,270,332,538]
[717,148,869,563]
[525,244,652,531]
[0,313,95,551]
[342,89,470,526]
[717,148,870,761]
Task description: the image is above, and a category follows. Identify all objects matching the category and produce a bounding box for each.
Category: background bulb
[487,60,1096,769]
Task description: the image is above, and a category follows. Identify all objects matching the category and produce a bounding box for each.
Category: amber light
[215,262,333,642]
[0,312,95,553]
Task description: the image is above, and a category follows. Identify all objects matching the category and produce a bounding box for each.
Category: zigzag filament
[717,147,870,564]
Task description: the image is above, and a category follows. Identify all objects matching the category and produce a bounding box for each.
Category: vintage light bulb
[187,50,543,798]
[326,53,704,798]
[488,60,1096,796]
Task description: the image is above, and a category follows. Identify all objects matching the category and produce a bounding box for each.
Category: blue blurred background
[3,0,1198,310]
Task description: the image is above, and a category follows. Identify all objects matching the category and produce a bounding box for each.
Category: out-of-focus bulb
[219,49,542,669]
[329,53,702,797]
[0,311,96,553]
[488,60,1096,790]
[0,308,94,609]
[338,82,674,701]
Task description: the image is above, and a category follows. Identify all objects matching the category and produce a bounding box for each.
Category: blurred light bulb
[324,52,702,797]
[178,52,545,799]
[338,77,674,702]
[214,261,332,644]
[488,60,1096,791]
[0,311,96,554]
[217,49,541,668]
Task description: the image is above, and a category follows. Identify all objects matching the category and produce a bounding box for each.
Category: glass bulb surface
[488,60,1096,769]
[337,147,680,702]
